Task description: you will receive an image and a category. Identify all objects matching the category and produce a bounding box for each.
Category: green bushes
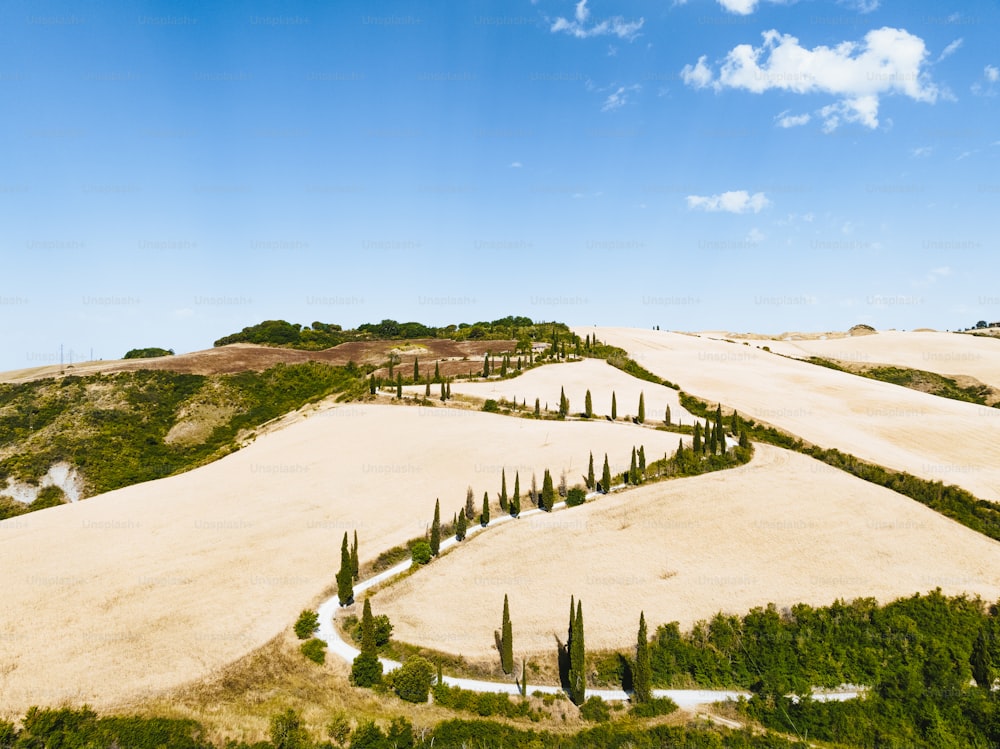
[432,683,542,720]
[482,398,500,413]
[410,541,432,566]
[299,638,326,664]
[123,347,174,359]
[293,610,319,640]
[579,696,611,722]
[565,487,586,507]
[391,655,434,703]
[628,697,677,718]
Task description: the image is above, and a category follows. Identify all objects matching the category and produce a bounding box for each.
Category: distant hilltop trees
[122,347,174,359]
[213,316,573,350]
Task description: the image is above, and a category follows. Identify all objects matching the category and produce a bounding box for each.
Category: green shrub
[629,697,678,718]
[565,487,586,507]
[123,347,174,359]
[294,610,319,640]
[410,541,432,566]
[30,485,66,510]
[482,399,500,413]
[351,650,383,687]
[393,656,434,703]
[579,696,612,723]
[300,638,326,664]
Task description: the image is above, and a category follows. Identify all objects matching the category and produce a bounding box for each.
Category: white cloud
[686,190,771,214]
[936,38,963,62]
[680,55,714,89]
[550,1,644,40]
[775,110,811,128]
[913,266,951,288]
[684,27,939,131]
[910,145,932,158]
[840,0,879,12]
[972,65,999,96]
[746,227,765,243]
[718,0,759,14]
[509,161,523,168]
[601,84,640,111]
[986,65,1000,83]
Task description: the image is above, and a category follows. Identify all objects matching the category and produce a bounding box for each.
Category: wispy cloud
[682,27,939,131]
[910,146,932,158]
[972,65,998,96]
[775,110,811,128]
[936,38,963,62]
[509,161,523,168]
[686,190,771,214]
[550,0,644,40]
[601,84,641,111]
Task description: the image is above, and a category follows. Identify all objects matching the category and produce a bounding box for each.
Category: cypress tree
[396,372,403,399]
[424,381,430,397]
[629,447,638,485]
[500,595,514,675]
[541,469,555,511]
[351,530,360,579]
[637,392,645,424]
[500,356,508,377]
[633,611,651,703]
[558,387,568,418]
[519,659,528,697]
[676,437,685,463]
[430,499,441,556]
[730,409,741,436]
[499,469,509,512]
[511,472,521,517]
[337,532,354,606]
[665,404,671,426]
[638,446,646,479]
[483,354,490,378]
[465,486,475,519]
[534,398,540,417]
[456,511,467,541]
[361,597,376,653]
[587,452,595,490]
[446,381,451,399]
[611,392,617,420]
[481,491,490,526]
[704,417,711,454]
[715,403,724,439]
[516,356,522,371]
[369,374,376,395]
[413,357,419,383]
[440,381,446,401]
[569,599,585,705]
[434,360,440,382]
[601,454,612,494]
[530,473,538,505]
[584,390,593,418]
[739,429,749,449]
[692,422,702,453]
[972,627,994,690]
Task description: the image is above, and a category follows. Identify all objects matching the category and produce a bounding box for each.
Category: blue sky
[1,0,997,369]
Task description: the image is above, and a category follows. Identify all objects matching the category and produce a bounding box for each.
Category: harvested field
[377,444,1000,658]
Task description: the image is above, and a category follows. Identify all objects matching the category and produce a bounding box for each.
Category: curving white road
[314,480,862,708]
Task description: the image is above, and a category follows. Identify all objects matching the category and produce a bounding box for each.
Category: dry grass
[377,444,1000,657]
[0,402,680,718]
[586,327,1000,502]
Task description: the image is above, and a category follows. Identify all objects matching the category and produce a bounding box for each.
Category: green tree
[483,354,490,378]
[456,511,467,541]
[584,389,593,418]
[465,486,475,519]
[637,392,645,424]
[629,447,638,485]
[500,594,514,675]
[395,372,403,399]
[692,422,702,454]
[633,611,651,704]
[638,446,646,479]
[499,469,508,512]
[434,360,441,382]
[481,491,490,526]
[601,454,612,494]
[269,709,309,749]
[972,627,994,690]
[440,381,446,401]
[394,656,434,703]
[430,499,441,556]
[369,374,376,395]
[446,381,451,399]
[611,391,617,420]
[337,532,354,606]
[534,398,541,418]
[424,381,430,397]
[665,404,671,426]
[587,452,595,490]
[558,386,568,418]
[413,356,419,383]
[410,541,431,566]
[569,599,586,705]
[511,473,521,517]
[541,469,555,511]
[351,530,359,579]
[349,720,384,749]
[327,712,351,747]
